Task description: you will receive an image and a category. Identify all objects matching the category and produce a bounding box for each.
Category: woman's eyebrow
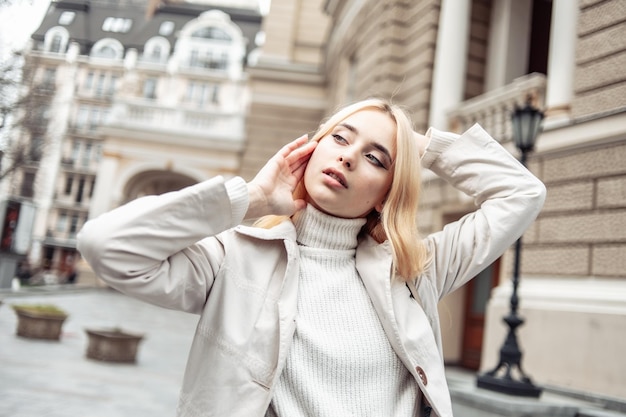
[338,122,393,164]
[338,122,358,134]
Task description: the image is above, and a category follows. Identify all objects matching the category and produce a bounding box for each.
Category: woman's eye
[332,134,347,144]
[366,154,385,168]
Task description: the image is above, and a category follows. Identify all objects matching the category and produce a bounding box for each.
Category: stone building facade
[0,0,262,282]
[239,0,330,181]
[4,0,624,403]
[247,0,626,400]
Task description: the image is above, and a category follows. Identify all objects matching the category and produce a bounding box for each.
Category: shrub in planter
[85,328,144,363]
[12,304,68,341]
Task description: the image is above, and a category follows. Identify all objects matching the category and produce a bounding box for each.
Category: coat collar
[234,221,392,263]
[234,220,297,242]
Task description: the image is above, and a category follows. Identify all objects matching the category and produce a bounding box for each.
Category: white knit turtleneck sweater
[267,204,419,417]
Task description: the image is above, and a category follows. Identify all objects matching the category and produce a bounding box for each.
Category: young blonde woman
[77,98,546,417]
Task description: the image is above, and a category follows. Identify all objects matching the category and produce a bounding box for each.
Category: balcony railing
[43,231,78,248]
[67,124,101,137]
[447,73,546,143]
[107,100,245,142]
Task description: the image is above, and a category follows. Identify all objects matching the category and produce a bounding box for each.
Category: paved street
[0,287,198,417]
[2,285,625,417]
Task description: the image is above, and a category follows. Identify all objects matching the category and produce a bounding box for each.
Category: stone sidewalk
[0,287,198,417]
[1,285,625,417]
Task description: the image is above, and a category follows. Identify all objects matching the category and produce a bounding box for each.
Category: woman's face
[304,109,396,218]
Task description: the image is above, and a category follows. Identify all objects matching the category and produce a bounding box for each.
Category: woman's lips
[323,168,347,188]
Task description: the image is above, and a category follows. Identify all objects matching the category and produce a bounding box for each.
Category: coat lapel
[356,237,411,364]
[356,236,452,417]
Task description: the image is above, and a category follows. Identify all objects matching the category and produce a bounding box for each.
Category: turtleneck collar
[292,204,366,250]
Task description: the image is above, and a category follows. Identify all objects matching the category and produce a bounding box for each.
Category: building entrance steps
[446,367,626,417]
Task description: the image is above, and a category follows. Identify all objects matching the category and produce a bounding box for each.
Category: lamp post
[476,97,544,397]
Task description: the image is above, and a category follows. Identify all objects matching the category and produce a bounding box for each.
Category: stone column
[89,151,120,218]
[429,0,472,130]
[545,0,579,126]
[484,0,533,91]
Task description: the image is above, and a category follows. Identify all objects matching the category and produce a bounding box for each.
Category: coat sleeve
[76,176,249,314]
[420,123,546,300]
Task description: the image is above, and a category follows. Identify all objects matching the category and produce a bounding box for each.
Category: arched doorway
[122,170,198,204]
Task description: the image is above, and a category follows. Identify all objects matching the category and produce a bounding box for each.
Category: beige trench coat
[77,124,546,417]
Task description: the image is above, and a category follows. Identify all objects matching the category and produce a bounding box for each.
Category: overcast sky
[0,0,51,60]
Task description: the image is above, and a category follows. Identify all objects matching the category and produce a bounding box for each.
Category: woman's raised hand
[245,135,317,219]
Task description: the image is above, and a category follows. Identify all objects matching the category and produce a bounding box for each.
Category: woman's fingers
[285,139,316,173]
[288,141,316,167]
[277,134,309,159]
[288,143,316,185]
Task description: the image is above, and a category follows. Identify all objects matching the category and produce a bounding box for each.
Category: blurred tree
[0,52,20,119]
[0,52,55,182]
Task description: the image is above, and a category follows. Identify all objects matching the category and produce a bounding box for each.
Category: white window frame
[43,26,70,53]
[159,21,175,36]
[90,38,124,60]
[102,17,133,33]
[143,36,171,63]
[59,11,75,25]
[174,10,246,78]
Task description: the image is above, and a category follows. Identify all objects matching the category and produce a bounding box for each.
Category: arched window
[50,34,63,52]
[96,46,116,58]
[175,10,245,75]
[90,39,124,60]
[152,45,162,60]
[44,27,70,53]
[191,26,231,42]
[142,37,171,63]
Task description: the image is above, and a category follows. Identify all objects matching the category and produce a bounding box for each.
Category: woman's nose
[338,155,352,169]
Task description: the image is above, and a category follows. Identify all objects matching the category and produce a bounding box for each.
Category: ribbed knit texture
[267,204,419,417]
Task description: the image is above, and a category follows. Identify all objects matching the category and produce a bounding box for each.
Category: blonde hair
[255,98,428,281]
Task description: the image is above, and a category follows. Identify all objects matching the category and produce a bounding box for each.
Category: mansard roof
[30,0,262,56]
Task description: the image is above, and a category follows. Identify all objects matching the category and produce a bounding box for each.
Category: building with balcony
[1,0,261,282]
[246,0,626,406]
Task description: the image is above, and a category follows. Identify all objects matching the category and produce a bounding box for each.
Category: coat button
[415,366,428,385]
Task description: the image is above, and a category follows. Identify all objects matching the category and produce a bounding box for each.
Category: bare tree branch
[0,53,55,182]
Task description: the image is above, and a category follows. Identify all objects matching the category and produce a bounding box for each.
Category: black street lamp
[476,97,544,397]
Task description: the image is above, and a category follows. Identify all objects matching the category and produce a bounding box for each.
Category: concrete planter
[13,305,68,341]
[85,328,144,363]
